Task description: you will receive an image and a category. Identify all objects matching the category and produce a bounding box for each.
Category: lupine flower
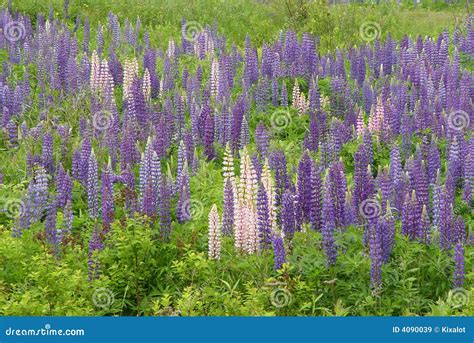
[101,160,114,231]
[208,204,221,260]
[453,242,464,288]
[281,189,295,240]
[87,150,99,219]
[222,178,234,236]
[255,121,269,159]
[257,182,272,250]
[322,176,337,266]
[272,234,286,271]
[369,224,382,290]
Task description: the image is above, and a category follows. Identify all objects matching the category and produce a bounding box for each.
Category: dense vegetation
[0,0,472,316]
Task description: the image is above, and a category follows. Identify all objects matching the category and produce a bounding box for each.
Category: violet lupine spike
[452,216,466,244]
[63,199,74,236]
[453,242,465,288]
[322,176,337,267]
[344,191,356,228]
[56,165,72,208]
[42,133,54,175]
[101,161,114,232]
[28,165,49,225]
[222,178,235,236]
[255,121,269,159]
[86,150,99,220]
[272,234,286,271]
[257,182,272,251]
[177,171,191,223]
[369,224,382,290]
[281,189,296,241]
[203,112,216,161]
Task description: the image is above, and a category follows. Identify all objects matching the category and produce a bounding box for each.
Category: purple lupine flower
[452,216,466,244]
[271,234,286,271]
[453,242,464,288]
[344,191,356,227]
[222,178,234,236]
[322,176,337,266]
[448,137,461,185]
[428,139,441,185]
[369,224,382,290]
[271,149,289,225]
[281,189,295,241]
[101,161,114,232]
[240,117,250,149]
[87,150,99,219]
[56,165,72,208]
[6,120,17,146]
[280,82,288,107]
[203,112,216,160]
[80,138,92,184]
[438,186,453,250]
[28,165,49,225]
[401,190,419,240]
[41,133,54,175]
[177,170,191,223]
[257,182,272,250]
[63,199,73,236]
[255,121,269,159]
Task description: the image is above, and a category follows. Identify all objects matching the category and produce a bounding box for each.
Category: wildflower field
[0,0,472,316]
